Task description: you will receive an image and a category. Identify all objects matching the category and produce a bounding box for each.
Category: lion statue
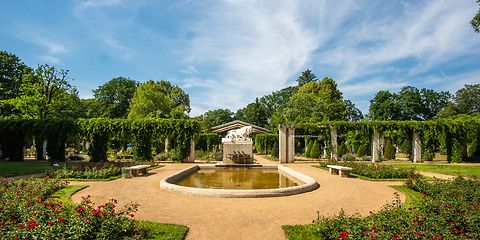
[223,126,254,143]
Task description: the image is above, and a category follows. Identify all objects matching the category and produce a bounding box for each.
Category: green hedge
[255,133,278,154]
[196,133,221,152]
[0,118,200,162]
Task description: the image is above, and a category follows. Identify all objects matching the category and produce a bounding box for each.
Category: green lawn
[390,163,480,178]
[0,161,60,177]
[390,185,423,207]
[54,185,88,207]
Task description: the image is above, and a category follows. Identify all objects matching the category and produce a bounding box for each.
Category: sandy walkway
[71,159,404,240]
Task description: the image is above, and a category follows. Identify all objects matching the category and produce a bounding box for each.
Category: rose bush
[0,177,140,239]
[296,176,480,239]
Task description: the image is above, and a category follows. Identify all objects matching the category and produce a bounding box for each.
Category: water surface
[176,168,302,189]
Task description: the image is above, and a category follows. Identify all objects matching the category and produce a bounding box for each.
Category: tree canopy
[5,64,80,119]
[128,80,190,119]
[235,98,269,127]
[200,108,234,130]
[0,51,31,116]
[472,0,480,33]
[284,77,348,123]
[439,84,480,117]
[93,77,138,118]
[369,86,451,120]
[296,69,318,87]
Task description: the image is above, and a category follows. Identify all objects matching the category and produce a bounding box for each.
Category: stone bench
[326,165,353,177]
[126,165,151,176]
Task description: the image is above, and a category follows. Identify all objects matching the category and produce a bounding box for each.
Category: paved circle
[71,158,404,240]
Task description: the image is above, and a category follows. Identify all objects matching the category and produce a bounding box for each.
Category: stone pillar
[187,139,195,163]
[330,126,338,161]
[412,131,421,163]
[164,139,169,153]
[278,125,288,163]
[371,128,380,163]
[287,126,295,163]
[42,140,47,160]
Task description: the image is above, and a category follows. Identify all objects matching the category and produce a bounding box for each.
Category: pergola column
[412,131,422,163]
[287,126,295,163]
[371,128,380,163]
[330,126,338,161]
[187,139,195,163]
[278,125,288,163]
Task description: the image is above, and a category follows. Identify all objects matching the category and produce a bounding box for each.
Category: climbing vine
[0,118,200,162]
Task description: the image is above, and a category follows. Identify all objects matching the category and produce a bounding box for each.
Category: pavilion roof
[210,120,270,134]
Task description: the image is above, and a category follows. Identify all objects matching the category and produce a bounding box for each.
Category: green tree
[453,84,480,114]
[201,108,234,130]
[6,64,74,119]
[0,50,32,116]
[344,100,363,121]
[438,84,480,117]
[93,77,138,118]
[284,77,347,123]
[396,86,423,120]
[258,86,297,118]
[296,69,318,87]
[419,88,451,120]
[128,80,190,118]
[472,0,480,33]
[368,91,401,120]
[235,98,268,127]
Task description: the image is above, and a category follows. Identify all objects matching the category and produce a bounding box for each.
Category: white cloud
[340,79,407,97]
[317,0,480,84]
[38,55,61,64]
[184,0,323,113]
[75,0,123,10]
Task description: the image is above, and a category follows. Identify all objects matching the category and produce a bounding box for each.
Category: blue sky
[1,0,479,116]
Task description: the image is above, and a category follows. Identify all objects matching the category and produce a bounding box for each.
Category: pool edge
[159,164,319,198]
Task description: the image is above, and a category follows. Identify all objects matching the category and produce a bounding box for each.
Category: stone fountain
[221,126,254,164]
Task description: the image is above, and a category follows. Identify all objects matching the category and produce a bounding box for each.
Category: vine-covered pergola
[293,116,480,163]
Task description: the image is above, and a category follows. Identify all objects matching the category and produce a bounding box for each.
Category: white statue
[222,126,254,143]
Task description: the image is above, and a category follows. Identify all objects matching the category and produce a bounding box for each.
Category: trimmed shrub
[310,140,320,158]
[400,138,412,155]
[305,140,313,158]
[384,139,395,160]
[271,141,279,158]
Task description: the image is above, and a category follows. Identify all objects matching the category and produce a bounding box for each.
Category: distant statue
[223,126,254,143]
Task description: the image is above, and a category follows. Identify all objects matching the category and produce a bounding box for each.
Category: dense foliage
[92,77,138,118]
[284,177,480,239]
[297,116,480,162]
[195,133,222,152]
[128,80,190,119]
[199,109,234,130]
[254,134,278,155]
[0,118,200,162]
[369,86,451,121]
[319,161,418,179]
[0,177,140,239]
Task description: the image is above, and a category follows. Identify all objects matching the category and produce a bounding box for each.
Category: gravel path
[71,159,404,240]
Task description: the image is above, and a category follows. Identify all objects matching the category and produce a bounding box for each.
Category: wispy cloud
[183,0,321,114]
